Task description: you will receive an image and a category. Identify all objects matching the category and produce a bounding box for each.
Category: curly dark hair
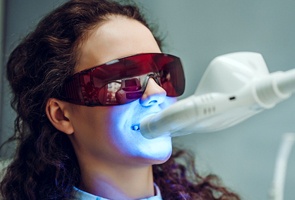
[0,0,240,199]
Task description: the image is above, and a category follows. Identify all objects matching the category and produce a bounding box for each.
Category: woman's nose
[140,78,167,107]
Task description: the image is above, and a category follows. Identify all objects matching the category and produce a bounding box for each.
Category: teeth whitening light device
[140,52,295,139]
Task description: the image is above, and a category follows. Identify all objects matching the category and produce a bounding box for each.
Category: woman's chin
[143,141,173,164]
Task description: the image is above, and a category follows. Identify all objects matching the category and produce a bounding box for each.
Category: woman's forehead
[75,16,161,73]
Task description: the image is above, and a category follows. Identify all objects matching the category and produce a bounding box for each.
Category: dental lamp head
[140,52,295,139]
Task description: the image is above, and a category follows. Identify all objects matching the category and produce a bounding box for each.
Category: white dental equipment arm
[140,52,295,139]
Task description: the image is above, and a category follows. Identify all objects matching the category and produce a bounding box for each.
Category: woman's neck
[78,159,155,199]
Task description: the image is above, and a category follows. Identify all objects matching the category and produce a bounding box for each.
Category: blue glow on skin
[67,91,177,167]
[107,96,177,164]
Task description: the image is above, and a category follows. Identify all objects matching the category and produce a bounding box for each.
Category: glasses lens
[63,53,185,106]
[154,54,185,97]
[99,75,147,105]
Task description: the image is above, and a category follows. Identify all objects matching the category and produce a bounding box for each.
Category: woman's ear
[46,98,74,135]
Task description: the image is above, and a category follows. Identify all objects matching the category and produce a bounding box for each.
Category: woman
[0,0,240,199]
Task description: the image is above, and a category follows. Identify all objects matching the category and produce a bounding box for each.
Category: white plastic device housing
[140,52,295,139]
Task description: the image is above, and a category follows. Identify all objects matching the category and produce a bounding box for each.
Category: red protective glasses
[62,53,185,106]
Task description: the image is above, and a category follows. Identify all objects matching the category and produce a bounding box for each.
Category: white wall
[0,0,4,147]
[140,1,295,200]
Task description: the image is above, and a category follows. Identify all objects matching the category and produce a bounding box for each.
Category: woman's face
[66,16,176,167]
